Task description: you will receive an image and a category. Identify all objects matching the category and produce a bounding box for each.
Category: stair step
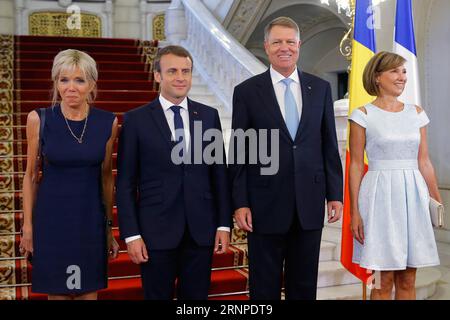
[322,226,342,259]
[319,241,336,262]
[436,241,450,267]
[317,260,359,288]
[14,89,157,102]
[15,69,153,81]
[15,35,143,46]
[16,51,145,62]
[0,154,118,177]
[325,218,342,229]
[16,43,142,55]
[317,267,441,300]
[16,268,248,300]
[0,110,125,124]
[15,60,148,72]
[13,101,148,113]
[317,283,363,300]
[8,246,246,282]
[434,228,450,244]
[16,79,153,90]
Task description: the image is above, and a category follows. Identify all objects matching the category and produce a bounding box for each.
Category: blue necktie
[170,105,184,157]
[281,78,299,139]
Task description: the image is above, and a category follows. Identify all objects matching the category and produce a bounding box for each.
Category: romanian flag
[340,0,376,283]
[394,0,421,105]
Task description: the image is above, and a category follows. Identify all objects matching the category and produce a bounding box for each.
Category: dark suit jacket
[116,98,232,250]
[229,69,343,233]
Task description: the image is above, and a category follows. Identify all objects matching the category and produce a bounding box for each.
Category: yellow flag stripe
[345,40,375,166]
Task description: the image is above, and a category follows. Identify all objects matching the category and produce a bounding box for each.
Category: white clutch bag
[430,197,445,228]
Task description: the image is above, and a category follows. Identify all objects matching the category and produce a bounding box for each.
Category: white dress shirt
[125,95,229,244]
[270,65,303,123]
[159,94,191,149]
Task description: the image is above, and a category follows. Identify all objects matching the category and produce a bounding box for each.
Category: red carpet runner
[0,35,249,300]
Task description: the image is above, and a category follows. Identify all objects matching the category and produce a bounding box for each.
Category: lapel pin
[193,111,198,115]
[307,86,312,90]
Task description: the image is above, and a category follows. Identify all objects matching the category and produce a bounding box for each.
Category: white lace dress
[350,103,440,271]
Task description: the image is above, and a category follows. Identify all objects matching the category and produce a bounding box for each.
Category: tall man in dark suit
[117,46,231,300]
[229,17,343,300]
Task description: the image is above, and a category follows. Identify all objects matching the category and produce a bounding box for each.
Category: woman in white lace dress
[348,51,442,300]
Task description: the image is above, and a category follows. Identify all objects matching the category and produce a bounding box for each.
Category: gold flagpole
[362,282,367,300]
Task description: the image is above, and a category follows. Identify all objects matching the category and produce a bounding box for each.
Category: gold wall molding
[152,13,166,41]
[29,11,101,37]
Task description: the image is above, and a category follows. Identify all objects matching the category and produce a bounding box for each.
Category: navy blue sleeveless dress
[31,104,115,295]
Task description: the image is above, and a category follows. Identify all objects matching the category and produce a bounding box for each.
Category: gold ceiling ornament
[318,0,356,60]
[152,13,166,41]
[320,0,354,17]
[29,11,101,37]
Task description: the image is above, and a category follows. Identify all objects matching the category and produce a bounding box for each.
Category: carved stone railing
[165,0,266,112]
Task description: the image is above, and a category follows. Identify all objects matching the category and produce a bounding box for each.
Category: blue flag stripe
[354,0,376,52]
[395,0,417,55]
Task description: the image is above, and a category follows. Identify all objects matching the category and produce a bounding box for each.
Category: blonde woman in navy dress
[348,51,441,300]
[20,49,120,300]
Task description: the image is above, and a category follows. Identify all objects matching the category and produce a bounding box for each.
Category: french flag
[394,0,421,106]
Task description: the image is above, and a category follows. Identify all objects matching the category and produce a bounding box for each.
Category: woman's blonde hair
[51,49,98,106]
[363,51,406,96]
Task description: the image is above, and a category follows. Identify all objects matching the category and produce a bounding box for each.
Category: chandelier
[320,0,353,17]
[320,0,387,18]
[319,0,388,58]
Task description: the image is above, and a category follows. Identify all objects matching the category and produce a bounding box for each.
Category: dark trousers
[248,217,323,300]
[140,227,213,300]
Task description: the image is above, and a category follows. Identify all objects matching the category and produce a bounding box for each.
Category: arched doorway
[245,2,350,101]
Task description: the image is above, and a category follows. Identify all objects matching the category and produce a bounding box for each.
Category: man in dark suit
[229,17,343,300]
[117,45,231,300]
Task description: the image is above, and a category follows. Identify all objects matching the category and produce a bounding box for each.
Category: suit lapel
[147,99,173,149]
[294,70,313,142]
[256,70,292,142]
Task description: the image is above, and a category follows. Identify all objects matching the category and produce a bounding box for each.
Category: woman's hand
[20,223,33,260]
[108,230,120,259]
[351,213,365,245]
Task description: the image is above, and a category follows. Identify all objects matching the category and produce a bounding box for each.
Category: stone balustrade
[166,0,266,112]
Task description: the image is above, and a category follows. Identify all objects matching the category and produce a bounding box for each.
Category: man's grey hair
[264,16,301,41]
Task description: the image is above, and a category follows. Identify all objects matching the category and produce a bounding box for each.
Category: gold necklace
[61,104,89,144]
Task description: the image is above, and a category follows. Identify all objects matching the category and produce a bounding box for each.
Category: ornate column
[139,0,147,40]
[165,0,187,44]
[14,0,25,35]
[105,0,113,38]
